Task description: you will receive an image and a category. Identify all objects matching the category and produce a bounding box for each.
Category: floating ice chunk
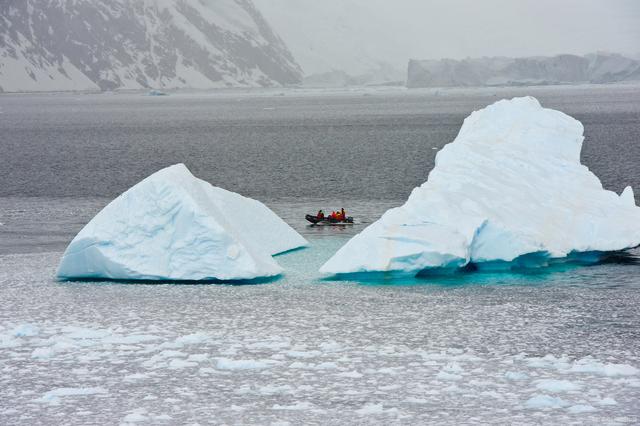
[567,404,598,414]
[436,371,462,381]
[535,379,581,392]
[57,164,307,281]
[568,359,638,377]
[124,373,148,382]
[336,370,363,378]
[321,97,640,275]
[122,408,149,423]
[524,394,569,409]
[168,358,198,369]
[12,324,39,337]
[313,362,338,370]
[505,371,528,381]
[36,387,107,405]
[355,403,398,415]
[216,358,275,370]
[597,397,618,406]
[272,402,315,410]
[174,333,209,346]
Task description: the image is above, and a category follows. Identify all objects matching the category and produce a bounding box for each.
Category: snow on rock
[57,164,306,281]
[321,97,640,276]
[0,0,302,92]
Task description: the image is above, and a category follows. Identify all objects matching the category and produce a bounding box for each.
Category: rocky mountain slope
[0,0,302,92]
[407,53,640,88]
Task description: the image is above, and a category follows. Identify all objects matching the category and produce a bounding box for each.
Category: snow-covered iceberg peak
[321,96,640,276]
[58,164,307,281]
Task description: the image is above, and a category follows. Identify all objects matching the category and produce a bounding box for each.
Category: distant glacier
[407,53,640,88]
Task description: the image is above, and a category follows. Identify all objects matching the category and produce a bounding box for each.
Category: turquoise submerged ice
[57,164,307,281]
[321,97,640,275]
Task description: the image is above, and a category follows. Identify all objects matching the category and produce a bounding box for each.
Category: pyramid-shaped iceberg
[58,164,307,281]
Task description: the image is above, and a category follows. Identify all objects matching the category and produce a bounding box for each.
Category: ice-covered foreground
[321,97,640,276]
[1,246,640,425]
[57,164,307,281]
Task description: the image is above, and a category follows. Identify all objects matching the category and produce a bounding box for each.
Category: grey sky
[255,0,640,75]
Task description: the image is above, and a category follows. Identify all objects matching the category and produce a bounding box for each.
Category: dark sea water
[1,86,640,424]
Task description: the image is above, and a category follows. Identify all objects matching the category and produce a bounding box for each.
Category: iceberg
[58,164,307,281]
[320,97,640,276]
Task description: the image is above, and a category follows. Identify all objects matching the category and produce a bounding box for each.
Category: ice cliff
[320,97,640,276]
[58,164,307,281]
[407,53,640,88]
[0,0,302,92]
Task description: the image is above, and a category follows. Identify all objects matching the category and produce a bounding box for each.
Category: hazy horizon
[255,0,640,75]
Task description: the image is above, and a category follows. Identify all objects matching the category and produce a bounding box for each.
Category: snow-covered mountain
[0,0,302,92]
[407,53,640,88]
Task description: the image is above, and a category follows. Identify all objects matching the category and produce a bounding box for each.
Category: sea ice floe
[355,403,398,416]
[57,164,307,281]
[272,402,315,411]
[524,394,569,409]
[321,96,640,276]
[215,358,276,370]
[567,404,598,414]
[3,319,638,423]
[535,379,581,392]
[35,387,107,406]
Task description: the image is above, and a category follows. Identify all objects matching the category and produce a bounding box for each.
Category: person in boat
[330,211,337,220]
[340,208,346,220]
[316,209,325,220]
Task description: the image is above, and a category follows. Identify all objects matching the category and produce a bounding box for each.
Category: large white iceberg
[321,97,640,276]
[58,164,307,281]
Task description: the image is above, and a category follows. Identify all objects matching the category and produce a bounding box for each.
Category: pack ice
[57,164,307,281]
[321,96,640,276]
